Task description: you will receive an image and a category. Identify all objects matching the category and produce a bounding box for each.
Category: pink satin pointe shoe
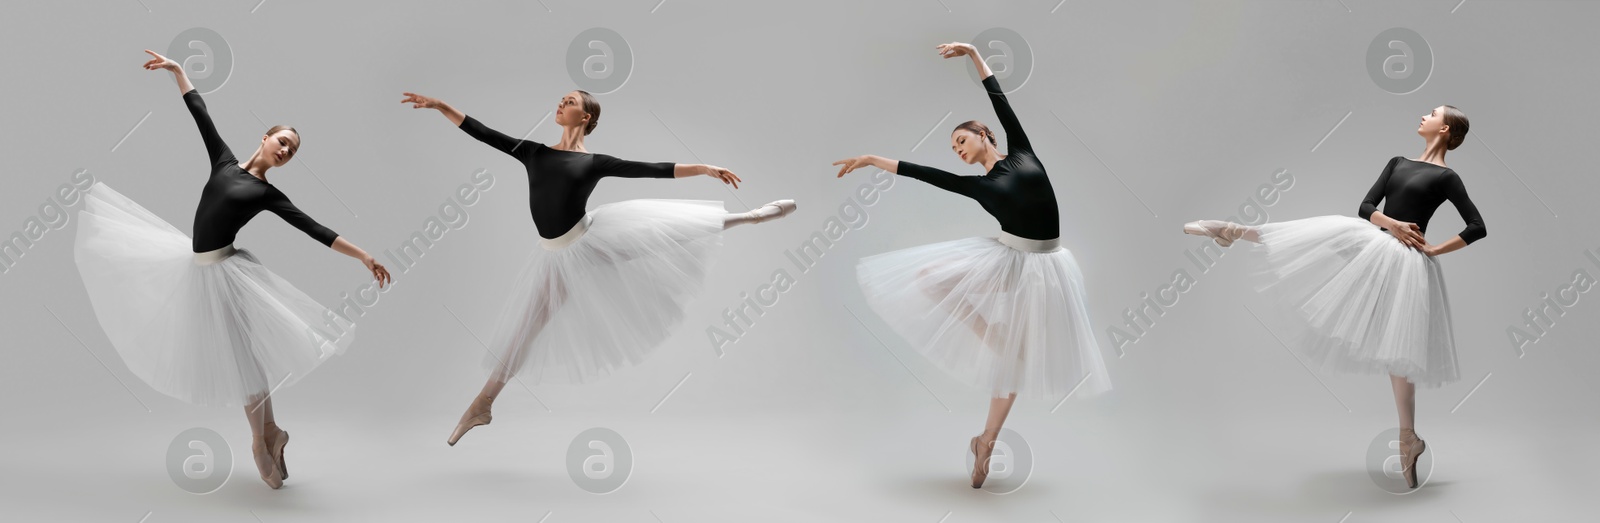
[1399,428,1427,488]
[747,199,797,224]
[448,396,494,446]
[1183,219,1250,247]
[970,435,996,489]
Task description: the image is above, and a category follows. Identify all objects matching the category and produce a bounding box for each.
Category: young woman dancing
[833,42,1110,489]
[399,90,796,446]
[73,50,392,489]
[1184,105,1486,489]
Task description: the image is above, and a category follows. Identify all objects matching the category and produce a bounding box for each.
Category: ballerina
[399,89,797,446]
[73,50,392,489]
[1184,105,1485,489]
[833,42,1110,488]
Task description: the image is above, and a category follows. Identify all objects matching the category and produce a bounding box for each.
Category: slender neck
[1418,135,1449,167]
[239,147,273,181]
[978,145,1005,172]
[554,124,588,153]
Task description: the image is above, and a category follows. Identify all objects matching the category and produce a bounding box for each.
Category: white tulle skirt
[855,233,1111,400]
[72,183,355,407]
[1249,215,1459,387]
[483,199,725,385]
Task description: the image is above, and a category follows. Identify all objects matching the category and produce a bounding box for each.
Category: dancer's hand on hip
[1385,219,1426,251]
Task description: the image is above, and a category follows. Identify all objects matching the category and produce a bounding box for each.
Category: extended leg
[449,273,569,446]
[1183,219,1262,246]
[723,200,797,229]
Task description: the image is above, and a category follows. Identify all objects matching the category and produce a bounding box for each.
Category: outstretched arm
[264,190,391,287]
[673,163,742,188]
[402,92,534,157]
[401,92,465,126]
[332,237,393,288]
[937,42,1031,153]
[834,154,985,198]
[592,154,742,188]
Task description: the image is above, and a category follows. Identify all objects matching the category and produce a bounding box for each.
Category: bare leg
[723,200,797,229]
[449,274,567,446]
[1390,374,1416,431]
[1391,374,1427,488]
[981,393,1019,443]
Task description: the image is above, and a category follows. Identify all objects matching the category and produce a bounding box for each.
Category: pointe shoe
[270,428,290,481]
[447,410,492,446]
[1183,219,1249,247]
[970,435,996,489]
[747,199,798,224]
[251,437,283,489]
[1399,428,1427,488]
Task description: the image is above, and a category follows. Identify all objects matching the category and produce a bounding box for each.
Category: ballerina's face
[1417,105,1450,142]
[951,129,986,165]
[554,91,591,130]
[259,129,299,167]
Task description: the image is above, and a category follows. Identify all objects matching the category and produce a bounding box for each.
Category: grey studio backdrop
[1,0,1596,521]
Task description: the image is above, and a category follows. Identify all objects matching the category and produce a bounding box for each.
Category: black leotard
[458,115,677,239]
[893,74,1060,241]
[1358,156,1486,244]
[184,90,339,253]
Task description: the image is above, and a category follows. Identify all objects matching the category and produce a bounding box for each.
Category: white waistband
[999,232,1062,253]
[194,244,239,265]
[540,214,593,251]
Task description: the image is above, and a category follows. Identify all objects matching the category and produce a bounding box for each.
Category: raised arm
[938,42,1031,154]
[145,50,235,168]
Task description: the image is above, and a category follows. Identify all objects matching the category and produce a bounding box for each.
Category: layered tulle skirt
[483,199,725,385]
[855,233,1111,400]
[72,182,355,407]
[1249,215,1459,387]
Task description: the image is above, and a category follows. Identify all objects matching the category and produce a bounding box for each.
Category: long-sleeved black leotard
[185,90,339,253]
[893,74,1061,241]
[458,115,677,239]
[1358,156,1487,244]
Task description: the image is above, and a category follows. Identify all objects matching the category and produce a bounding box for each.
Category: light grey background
[2,0,1596,521]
